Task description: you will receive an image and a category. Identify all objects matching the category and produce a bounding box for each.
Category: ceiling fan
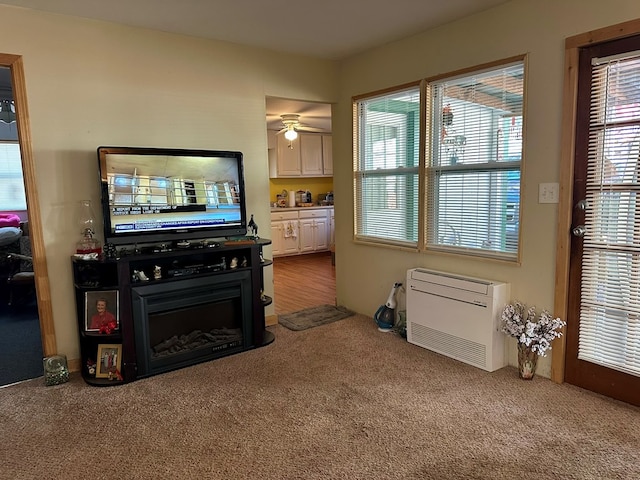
[276,114,324,141]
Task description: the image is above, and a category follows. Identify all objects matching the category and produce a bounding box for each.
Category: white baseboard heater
[406,268,510,372]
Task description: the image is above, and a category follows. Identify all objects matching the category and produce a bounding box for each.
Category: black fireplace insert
[131,270,253,378]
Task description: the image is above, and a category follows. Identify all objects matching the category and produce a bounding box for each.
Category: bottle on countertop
[326,192,334,205]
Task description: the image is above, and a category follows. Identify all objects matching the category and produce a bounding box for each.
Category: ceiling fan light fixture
[0,100,16,124]
[284,127,298,141]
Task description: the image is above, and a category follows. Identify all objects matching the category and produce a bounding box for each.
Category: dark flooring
[0,292,44,387]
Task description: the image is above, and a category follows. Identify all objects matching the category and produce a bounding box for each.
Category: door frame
[553,18,640,383]
[0,53,56,357]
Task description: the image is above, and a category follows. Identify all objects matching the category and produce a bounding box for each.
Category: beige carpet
[1,314,639,480]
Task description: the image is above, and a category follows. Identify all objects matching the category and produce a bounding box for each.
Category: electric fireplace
[130,270,253,378]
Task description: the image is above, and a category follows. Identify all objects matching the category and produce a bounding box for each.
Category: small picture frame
[85,290,119,333]
[95,343,122,379]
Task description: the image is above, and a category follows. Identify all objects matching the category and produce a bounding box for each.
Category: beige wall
[0,5,337,360]
[334,0,640,377]
[4,0,640,379]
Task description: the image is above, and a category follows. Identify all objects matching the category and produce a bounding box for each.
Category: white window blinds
[579,51,640,376]
[354,85,420,247]
[425,61,524,259]
[0,142,26,211]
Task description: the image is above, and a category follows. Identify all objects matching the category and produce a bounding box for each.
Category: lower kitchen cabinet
[329,208,335,246]
[299,210,328,253]
[270,210,301,257]
[270,207,332,257]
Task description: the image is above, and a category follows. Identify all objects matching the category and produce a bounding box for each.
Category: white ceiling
[266,98,332,132]
[0,0,510,130]
[0,0,509,60]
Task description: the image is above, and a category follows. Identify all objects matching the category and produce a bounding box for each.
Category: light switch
[539,183,559,204]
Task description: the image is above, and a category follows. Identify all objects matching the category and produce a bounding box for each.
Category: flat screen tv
[97,146,247,246]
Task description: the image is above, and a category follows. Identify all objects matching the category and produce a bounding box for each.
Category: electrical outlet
[539,183,559,204]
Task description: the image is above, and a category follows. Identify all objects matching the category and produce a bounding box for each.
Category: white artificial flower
[500,302,566,357]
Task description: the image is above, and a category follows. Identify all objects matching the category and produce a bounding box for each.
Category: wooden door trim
[553,17,640,383]
[0,54,56,357]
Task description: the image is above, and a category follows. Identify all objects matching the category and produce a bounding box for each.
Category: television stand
[72,238,273,386]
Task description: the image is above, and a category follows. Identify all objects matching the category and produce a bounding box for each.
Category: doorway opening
[0,65,43,386]
[265,96,335,315]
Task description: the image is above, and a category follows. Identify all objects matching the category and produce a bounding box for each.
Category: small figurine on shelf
[104,242,117,259]
[153,265,162,280]
[247,214,259,238]
[132,269,149,282]
[230,257,238,269]
[241,256,248,267]
[86,359,96,377]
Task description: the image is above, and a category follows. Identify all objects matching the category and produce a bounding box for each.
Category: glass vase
[76,200,102,254]
[517,342,538,380]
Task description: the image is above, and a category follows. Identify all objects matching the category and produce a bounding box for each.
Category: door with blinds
[566,34,640,406]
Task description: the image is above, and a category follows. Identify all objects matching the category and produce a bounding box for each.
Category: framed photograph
[95,343,122,379]
[85,290,119,333]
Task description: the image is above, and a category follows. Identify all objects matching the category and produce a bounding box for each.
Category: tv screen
[97,146,247,246]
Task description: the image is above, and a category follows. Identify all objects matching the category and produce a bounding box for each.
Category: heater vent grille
[409,322,486,369]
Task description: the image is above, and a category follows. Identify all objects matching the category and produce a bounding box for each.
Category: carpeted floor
[1,314,639,479]
[0,301,43,386]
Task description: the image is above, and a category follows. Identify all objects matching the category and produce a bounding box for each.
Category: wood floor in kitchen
[272,251,335,314]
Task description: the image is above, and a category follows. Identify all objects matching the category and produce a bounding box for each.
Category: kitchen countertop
[270,205,333,211]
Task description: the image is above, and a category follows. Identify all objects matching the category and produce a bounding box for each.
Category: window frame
[352,55,526,262]
[353,82,422,250]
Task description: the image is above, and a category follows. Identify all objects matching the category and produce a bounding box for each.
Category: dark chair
[5,221,35,306]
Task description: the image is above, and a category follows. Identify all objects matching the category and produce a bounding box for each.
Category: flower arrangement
[500,301,566,356]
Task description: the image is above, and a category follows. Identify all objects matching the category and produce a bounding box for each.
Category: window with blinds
[425,61,524,259]
[354,85,420,247]
[579,50,640,376]
[353,57,525,260]
[0,142,26,211]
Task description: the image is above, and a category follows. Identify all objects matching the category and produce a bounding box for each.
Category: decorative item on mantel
[500,301,566,380]
[76,200,102,255]
[247,214,259,238]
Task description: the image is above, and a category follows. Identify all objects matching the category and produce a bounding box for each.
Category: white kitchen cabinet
[299,209,329,253]
[276,134,301,176]
[322,135,333,175]
[271,133,332,178]
[270,208,332,257]
[270,211,300,256]
[270,221,283,256]
[300,134,323,176]
[329,208,335,246]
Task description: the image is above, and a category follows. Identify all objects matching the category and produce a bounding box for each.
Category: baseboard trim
[265,314,278,327]
[68,357,81,373]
